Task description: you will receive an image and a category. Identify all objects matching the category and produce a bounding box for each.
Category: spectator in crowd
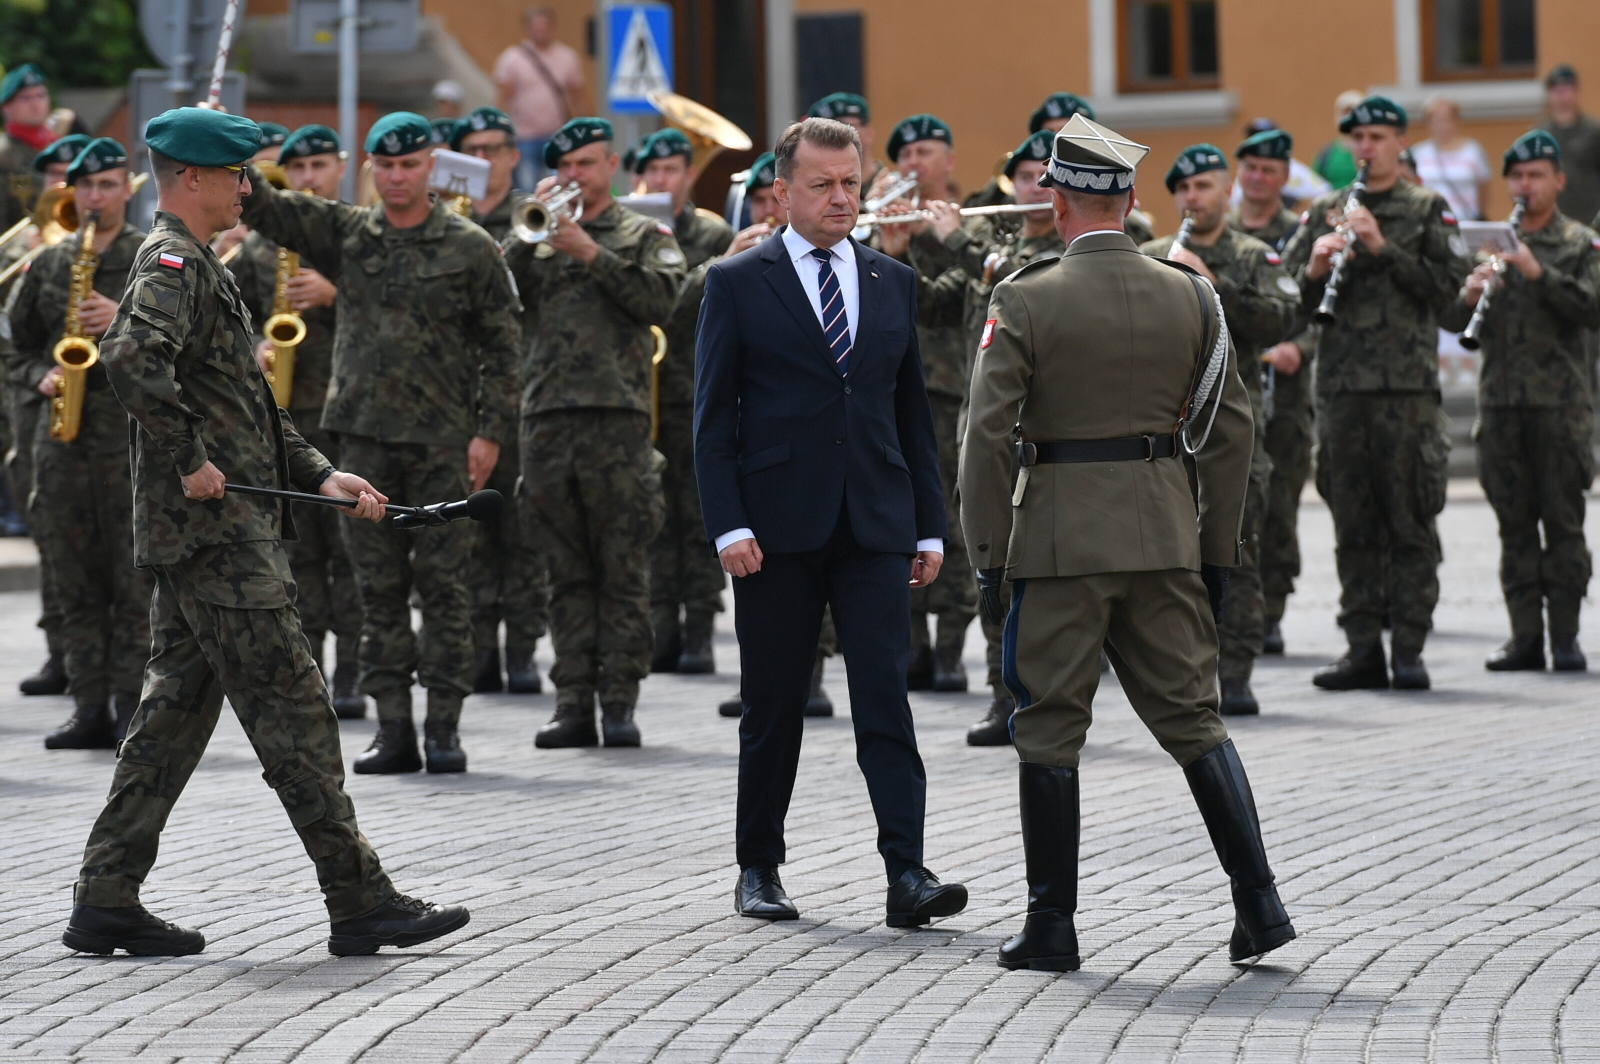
[433,80,465,120]
[1312,90,1364,189]
[495,5,589,190]
[1539,64,1600,224]
[1412,95,1490,220]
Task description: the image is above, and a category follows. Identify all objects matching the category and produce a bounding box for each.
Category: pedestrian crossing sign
[606,3,673,115]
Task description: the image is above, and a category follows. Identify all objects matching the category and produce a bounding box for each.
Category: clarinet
[1313,161,1371,325]
[1459,198,1528,352]
[1172,211,1196,252]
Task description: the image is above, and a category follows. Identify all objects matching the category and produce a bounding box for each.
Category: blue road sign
[605,3,673,115]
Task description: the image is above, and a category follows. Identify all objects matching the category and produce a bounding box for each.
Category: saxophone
[48,211,101,443]
[262,245,307,408]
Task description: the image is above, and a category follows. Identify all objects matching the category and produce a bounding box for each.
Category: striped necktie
[810,247,851,375]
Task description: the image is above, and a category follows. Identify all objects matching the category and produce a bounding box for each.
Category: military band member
[32,133,92,194]
[64,107,468,958]
[0,65,55,231]
[1,138,152,749]
[451,106,551,695]
[505,117,682,748]
[964,92,1096,211]
[1282,96,1470,691]
[1441,131,1600,672]
[228,125,365,718]
[962,115,1292,971]
[253,122,290,165]
[240,111,523,774]
[808,93,883,196]
[1143,145,1298,715]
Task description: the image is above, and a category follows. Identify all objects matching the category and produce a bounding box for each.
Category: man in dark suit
[694,117,969,927]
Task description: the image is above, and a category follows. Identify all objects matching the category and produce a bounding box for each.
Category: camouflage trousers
[1217,393,1272,681]
[650,402,725,624]
[1260,368,1315,623]
[7,392,62,657]
[1316,392,1449,653]
[1476,405,1594,639]
[471,437,549,657]
[75,541,395,921]
[520,409,663,708]
[284,418,360,666]
[911,393,976,655]
[31,431,153,709]
[340,435,474,719]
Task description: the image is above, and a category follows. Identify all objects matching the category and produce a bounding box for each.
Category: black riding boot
[998,762,1080,971]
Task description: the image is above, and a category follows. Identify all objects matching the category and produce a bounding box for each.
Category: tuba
[262,246,307,407]
[49,211,101,443]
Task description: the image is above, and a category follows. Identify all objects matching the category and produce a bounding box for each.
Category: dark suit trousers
[733,506,927,881]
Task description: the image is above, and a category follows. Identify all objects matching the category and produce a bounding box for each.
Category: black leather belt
[1017,433,1178,465]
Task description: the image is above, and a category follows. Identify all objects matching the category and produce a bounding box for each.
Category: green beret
[32,134,90,173]
[1504,129,1562,174]
[620,134,648,174]
[1339,94,1407,133]
[144,108,262,167]
[282,124,341,160]
[808,93,869,123]
[1029,93,1095,133]
[1236,128,1292,161]
[0,63,46,105]
[633,128,693,173]
[1164,143,1228,192]
[886,114,952,163]
[1546,64,1578,88]
[366,112,431,156]
[1004,130,1054,178]
[450,107,515,150]
[257,122,290,150]
[543,117,613,168]
[429,118,457,145]
[744,151,776,192]
[65,138,128,184]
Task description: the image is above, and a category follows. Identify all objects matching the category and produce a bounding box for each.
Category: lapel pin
[870,271,878,278]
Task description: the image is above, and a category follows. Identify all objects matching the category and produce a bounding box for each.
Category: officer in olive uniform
[1142,144,1299,716]
[1441,131,1600,672]
[228,125,365,719]
[504,117,682,749]
[240,111,523,774]
[1283,96,1470,691]
[962,115,1293,972]
[0,65,52,231]
[65,107,467,959]
[1,138,153,749]
[451,106,551,696]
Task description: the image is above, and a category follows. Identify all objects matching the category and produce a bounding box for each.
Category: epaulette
[1004,255,1059,283]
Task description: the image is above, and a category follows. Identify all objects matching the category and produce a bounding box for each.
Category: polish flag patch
[1591,238,1600,251]
[1265,251,1282,265]
[1299,211,1310,226]
[158,253,185,270]
[980,319,996,349]
[1441,210,1458,226]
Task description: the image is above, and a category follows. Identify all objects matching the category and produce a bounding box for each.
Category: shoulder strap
[519,43,571,123]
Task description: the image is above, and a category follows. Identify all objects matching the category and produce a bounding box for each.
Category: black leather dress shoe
[20,653,68,696]
[472,647,503,693]
[44,704,116,750]
[1486,634,1545,671]
[1312,641,1389,690]
[62,904,204,956]
[966,694,1014,746]
[1261,620,1285,655]
[1391,651,1431,690]
[1552,637,1588,672]
[353,719,422,774]
[885,866,968,928]
[1219,678,1259,716]
[327,893,470,956]
[735,867,798,920]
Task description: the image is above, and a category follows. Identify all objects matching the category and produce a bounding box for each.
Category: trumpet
[1313,161,1371,325]
[49,211,101,443]
[512,185,584,244]
[1171,211,1196,252]
[864,170,919,213]
[1459,198,1527,352]
[853,200,1055,229]
[262,246,306,407]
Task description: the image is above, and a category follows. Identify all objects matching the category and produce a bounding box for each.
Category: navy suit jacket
[693,230,946,555]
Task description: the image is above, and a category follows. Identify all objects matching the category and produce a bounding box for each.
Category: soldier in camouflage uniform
[240,111,522,775]
[1142,145,1298,715]
[1282,96,1470,691]
[634,127,732,674]
[64,107,467,958]
[228,125,365,718]
[452,107,550,695]
[0,66,53,233]
[505,117,681,748]
[1440,131,1600,672]
[1228,129,1314,657]
[0,139,153,749]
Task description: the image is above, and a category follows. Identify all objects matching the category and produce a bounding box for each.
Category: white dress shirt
[714,225,943,557]
[1068,228,1130,249]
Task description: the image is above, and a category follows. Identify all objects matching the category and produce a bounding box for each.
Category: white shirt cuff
[916,538,944,555]
[715,528,756,553]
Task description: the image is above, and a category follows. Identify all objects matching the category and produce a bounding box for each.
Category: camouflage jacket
[674,203,733,270]
[1439,212,1600,408]
[1283,179,1470,393]
[1141,226,1299,393]
[1227,205,1301,253]
[893,227,969,399]
[962,227,1064,365]
[227,229,337,417]
[661,259,710,407]
[0,135,37,232]
[472,190,525,244]
[503,200,684,417]
[1,223,144,453]
[240,179,522,447]
[100,212,332,568]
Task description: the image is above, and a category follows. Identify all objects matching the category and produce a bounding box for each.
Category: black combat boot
[1486,633,1545,671]
[718,693,744,718]
[966,690,1014,746]
[472,646,503,693]
[677,612,715,673]
[906,642,934,691]
[1390,648,1430,690]
[1552,636,1587,672]
[932,641,968,693]
[601,703,641,747]
[353,719,422,774]
[44,703,116,750]
[1261,619,1285,656]
[423,721,467,773]
[1184,740,1296,963]
[536,697,598,748]
[505,647,542,693]
[998,762,1081,971]
[1312,640,1389,690]
[331,661,365,719]
[20,653,68,696]
[651,606,681,673]
[327,893,470,956]
[804,651,833,717]
[1219,677,1260,716]
[63,903,205,956]
[112,693,139,742]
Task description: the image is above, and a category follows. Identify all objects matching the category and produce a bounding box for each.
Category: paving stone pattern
[2,490,1598,1063]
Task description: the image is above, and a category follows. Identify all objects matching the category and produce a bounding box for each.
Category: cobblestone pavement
[3,487,1599,1063]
